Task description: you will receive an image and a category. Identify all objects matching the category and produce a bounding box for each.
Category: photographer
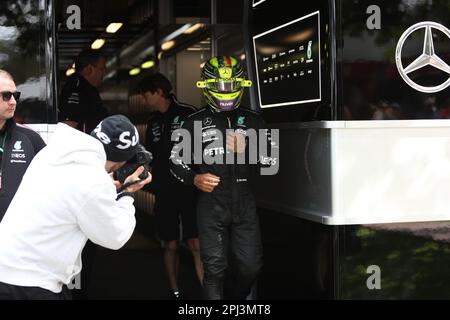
[0,115,151,300]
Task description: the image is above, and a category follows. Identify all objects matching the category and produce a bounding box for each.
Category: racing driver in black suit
[170,55,278,300]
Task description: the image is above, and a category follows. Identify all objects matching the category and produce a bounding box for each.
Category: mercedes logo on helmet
[395,21,450,93]
[203,117,212,126]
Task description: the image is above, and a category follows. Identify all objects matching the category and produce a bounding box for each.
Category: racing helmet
[197,55,252,112]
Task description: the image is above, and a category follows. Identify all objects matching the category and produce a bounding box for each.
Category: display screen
[252,11,321,109]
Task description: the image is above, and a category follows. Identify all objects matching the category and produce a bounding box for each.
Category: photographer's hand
[109,173,122,189]
[123,166,152,193]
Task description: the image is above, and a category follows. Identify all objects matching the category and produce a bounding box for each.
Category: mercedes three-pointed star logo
[395,21,450,93]
[203,117,212,126]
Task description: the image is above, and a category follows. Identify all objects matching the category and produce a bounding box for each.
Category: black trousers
[197,188,263,300]
[71,240,97,300]
[0,281,72,300]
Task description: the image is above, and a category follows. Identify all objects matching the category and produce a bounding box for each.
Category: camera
[114,144,153,183]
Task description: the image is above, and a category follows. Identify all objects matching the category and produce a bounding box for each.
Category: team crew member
[0,69,46,221]
[136,73,203,299]
[59,49,108,133]
[58,49,108,298]
[0,115,152,299]
[170,56,277,299]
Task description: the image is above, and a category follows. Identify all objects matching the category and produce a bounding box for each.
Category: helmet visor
[198,78,252,93]
[207,79,241,93]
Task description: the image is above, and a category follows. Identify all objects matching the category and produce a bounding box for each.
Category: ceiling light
[162,24,191,42]
[161,40,175,51]
[184,23,204,34]
[141,60,155,69]
[106,23,123,33]
[66,62,76,76]
[104,70,116,80]
[129,67,141,76]
[91,38,105,50]
[66,68,75,76]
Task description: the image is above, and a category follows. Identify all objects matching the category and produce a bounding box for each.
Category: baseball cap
[90,115,139,162]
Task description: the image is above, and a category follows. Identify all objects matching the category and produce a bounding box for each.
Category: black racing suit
[170,106,277,299]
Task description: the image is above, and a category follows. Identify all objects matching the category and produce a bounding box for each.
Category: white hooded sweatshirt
[0,123,136,293]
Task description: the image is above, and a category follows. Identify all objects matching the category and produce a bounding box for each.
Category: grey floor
[86,212,202,300]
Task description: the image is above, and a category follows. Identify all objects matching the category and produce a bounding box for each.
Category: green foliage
[341,224,450,299]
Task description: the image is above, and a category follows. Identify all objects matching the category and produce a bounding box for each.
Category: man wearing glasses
[0,69,46,222]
